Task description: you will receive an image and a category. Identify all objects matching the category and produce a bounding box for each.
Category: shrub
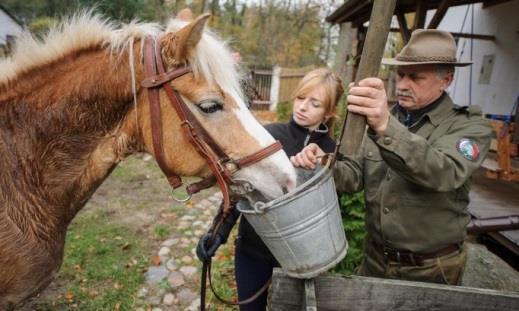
[333,192,365,275]
[275,101,293,122]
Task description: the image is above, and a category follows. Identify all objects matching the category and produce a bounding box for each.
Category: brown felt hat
[382,29,472,67]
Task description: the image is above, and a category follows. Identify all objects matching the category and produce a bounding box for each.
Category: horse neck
[0,46,144,239]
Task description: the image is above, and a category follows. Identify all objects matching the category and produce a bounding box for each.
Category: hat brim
[382,58,472,67]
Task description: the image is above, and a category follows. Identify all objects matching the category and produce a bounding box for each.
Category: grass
[153,224,171,239]
[32,210,149,310]
[205,231,240,311]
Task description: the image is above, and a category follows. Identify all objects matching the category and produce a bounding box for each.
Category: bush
[332,192,365,275]
[275,101,293,122]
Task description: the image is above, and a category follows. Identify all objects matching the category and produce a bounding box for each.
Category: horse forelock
[166,19,246,110]
[164,18,276,148]
[0,10,161,87]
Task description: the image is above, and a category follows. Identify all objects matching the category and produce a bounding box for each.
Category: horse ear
[161,13,210,65]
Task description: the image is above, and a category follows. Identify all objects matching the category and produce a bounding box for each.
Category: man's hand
[290,143,325,169]
[347,78,390,135]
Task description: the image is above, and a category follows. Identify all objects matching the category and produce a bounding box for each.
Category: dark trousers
[235,218,279,311]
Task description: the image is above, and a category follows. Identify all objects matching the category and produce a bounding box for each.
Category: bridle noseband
[140,36,282,214]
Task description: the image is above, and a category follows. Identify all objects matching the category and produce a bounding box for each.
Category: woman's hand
[290,143,325,169]
[347,78,390,135]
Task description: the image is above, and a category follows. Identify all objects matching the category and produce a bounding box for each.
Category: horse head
[135,12,296,201]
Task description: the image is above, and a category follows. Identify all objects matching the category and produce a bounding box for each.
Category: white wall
[0,9,23,45]
[428,1,519,115]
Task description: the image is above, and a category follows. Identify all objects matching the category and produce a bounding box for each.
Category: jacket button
[367,151,373,157]
[383,137,392,145]
[386,173,391,180]
[383,207,390,214]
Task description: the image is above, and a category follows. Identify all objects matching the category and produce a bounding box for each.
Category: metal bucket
[237,163,348,279]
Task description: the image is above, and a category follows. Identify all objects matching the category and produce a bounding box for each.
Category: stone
[192,220,204,227]
[199,199,212,208]
[163,293,176,305]
[146,266,169,284]
[176,289,198,305]
[166,259,178,271]
[178,221,190,230]
[162,239,179,247]
[148,296,162,305]
[194,230,204,236]
[185,299,201,311]
[151,308,162,311]
[137,287,149,298]
[181,256,193,264]
[158,246,171,257]
[180,215,196,221]
[179,266,197,278]
[180,237,191,244]
[184,230,193,236]
[167,271,185,288]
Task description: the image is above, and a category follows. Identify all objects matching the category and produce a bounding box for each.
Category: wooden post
[428,0,453,29]
[338,0,397,156]
[268,269,519,311]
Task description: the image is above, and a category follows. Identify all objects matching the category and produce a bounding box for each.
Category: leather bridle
[140,36,282,214]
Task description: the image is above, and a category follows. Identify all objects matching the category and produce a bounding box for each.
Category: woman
[197,67,344,310]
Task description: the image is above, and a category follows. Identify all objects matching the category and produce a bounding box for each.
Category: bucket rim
[238,160,332,214]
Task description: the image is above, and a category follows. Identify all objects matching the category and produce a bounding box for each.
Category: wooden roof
[326,0,512,25]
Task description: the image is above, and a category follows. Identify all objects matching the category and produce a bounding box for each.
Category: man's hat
[382,29,472,67]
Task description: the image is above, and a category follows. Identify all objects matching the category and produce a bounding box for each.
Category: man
[291,29,492,285]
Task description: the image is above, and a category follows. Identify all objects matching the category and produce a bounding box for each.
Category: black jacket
[237,116,337,258]
[265,117,336,157]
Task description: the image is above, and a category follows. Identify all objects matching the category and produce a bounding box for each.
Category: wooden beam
[413,0,427,30]
[483,0,514,9]
[389,28,496,41]
[268,269,519,311]
[396,10,411,43]
[338,0,397,157]
[428,0,453,29]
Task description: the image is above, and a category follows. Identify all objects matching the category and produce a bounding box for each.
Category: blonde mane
[0,10,245,104]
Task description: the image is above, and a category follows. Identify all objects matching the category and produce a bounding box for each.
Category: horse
[0,10,296,309]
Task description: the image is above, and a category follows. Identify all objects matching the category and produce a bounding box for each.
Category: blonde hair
[292,67,344,134]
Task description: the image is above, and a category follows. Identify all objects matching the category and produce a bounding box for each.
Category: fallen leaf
[152,255,161,266]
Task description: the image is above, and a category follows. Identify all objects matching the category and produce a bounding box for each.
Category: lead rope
[200,212,271,310]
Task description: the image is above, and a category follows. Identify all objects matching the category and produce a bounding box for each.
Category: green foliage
[28,16,58,38]
[332,192,366,275]
[153,224,170,239]
[275,101,293,122]
[32,210,147,310]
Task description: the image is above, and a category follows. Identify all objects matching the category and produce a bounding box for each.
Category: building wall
[0,8,23,46]
[429,1,519,115]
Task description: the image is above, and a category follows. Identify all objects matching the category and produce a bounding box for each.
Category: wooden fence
[249,65,315,110]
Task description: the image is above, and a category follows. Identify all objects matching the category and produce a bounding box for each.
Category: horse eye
[198,100,223,114]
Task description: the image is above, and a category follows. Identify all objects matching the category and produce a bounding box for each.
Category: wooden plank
[338,0,397,157]
[389,28,496,41]
[268,269,519,311]
[396,10,411,43]
[427,0,453,29]
[413,0,427,30]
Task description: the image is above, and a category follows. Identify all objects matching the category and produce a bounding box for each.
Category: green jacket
[333,93,492,253]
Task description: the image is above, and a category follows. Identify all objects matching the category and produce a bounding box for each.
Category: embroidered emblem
[456,138,480,161]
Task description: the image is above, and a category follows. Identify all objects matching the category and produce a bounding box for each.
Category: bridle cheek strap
[140,35,282,214]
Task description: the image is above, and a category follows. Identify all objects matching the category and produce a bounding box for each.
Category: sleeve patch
[456,138,480,161]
